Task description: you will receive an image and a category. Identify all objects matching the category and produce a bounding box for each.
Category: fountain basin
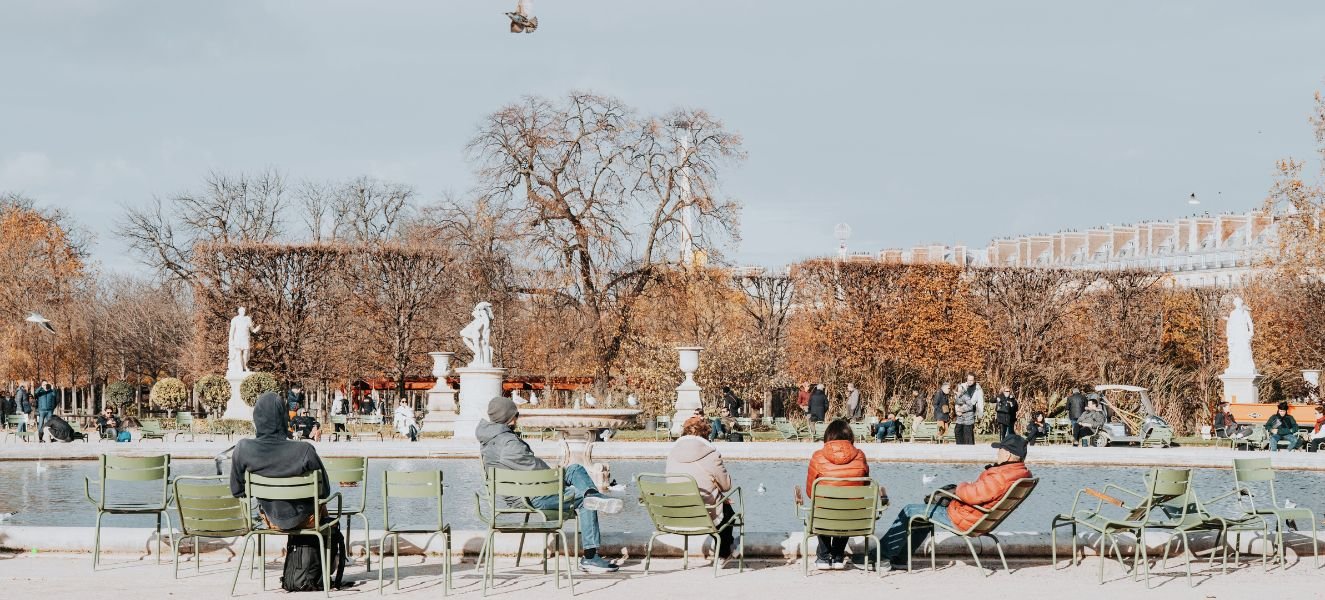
[516,408,641,466]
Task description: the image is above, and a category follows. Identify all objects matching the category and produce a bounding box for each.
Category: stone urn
[422,351,459,433]
[671,346,704,436]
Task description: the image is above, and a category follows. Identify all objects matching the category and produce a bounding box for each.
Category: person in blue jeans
[1265,402,1301,451]
[15,384,31,433]
[34,381,57,442]
[476,395,624,573]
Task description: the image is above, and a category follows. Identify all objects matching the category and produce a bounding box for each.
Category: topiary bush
[194,374,231,415]
[105,380,134,409]
[150,377,189,412]
[240,372,280,407]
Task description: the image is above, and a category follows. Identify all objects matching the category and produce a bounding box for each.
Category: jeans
[816,535,849,562]
[528,464,603,550]
[1269,434,1302,451]
[882,503,953,562]
[954,423,974,445]
[997,423,1015,438]
[36,410,52,441]
[17,414,28,433]
[874,422,899,442]
[709,418,726,441]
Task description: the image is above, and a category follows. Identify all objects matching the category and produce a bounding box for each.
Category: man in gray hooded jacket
[476,395,623,573]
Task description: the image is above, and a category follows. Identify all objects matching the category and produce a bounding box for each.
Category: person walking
[908,390,927,433]
[15,384,31,433]
[1265,402,1302,451]
[953,382,976,445]
[796,419,874,570]
[666,417,738,561]
[933,382,952,438]
[34,380,57,442]
[796,383,811,417]
[808,384,829,423]
[993,386,1018,438]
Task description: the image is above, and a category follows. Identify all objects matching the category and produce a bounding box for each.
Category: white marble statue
[460,302,495,367]
[1225,296,1256,375]
[227,307,261,374]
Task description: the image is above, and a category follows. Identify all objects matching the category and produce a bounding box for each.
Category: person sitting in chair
[290,408,321,441]
[879,434,1032,570]
[1074,399,1106,447]
[476,396,624,573]
[1265,402,1302,452]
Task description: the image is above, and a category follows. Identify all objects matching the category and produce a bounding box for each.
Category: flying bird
[25,312,55,335]
[1187,193,1200,206]
[0,511,17,522]
[506,0,538,33]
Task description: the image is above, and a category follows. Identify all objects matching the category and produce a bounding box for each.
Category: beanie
[487,395,518,424]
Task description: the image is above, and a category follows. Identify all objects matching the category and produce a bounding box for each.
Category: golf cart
[1090,384,1174,448]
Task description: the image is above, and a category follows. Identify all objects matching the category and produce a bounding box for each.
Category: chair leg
[316,533,329,598]
[991,534,1008,572]
[738,524,745,573]
[173,534,184,579]
[559,530,574,595]
[393,534,400,590]
[156,512,163,564]
[963,537,986,576]
[194,537,201,572]
[645,533,657,574]
[712,534,720,578]
[1137,528,1150,587]
[377,534,387,594]
[1050,520,1059,568]
[1181,531,1193,588]
[683,535,690,569]
[444,531,452,596]
[93,511,103,570]
[230,535,254,596]
[1097,534,1107,584]
[358,512,371,572]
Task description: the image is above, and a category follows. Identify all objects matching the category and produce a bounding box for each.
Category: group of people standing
[2,381,61,442]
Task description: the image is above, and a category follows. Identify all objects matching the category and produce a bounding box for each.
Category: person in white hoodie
[665,416,737,559]
[393,399,418,442]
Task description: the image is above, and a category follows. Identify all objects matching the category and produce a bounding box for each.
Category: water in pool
[2,458,1321,533]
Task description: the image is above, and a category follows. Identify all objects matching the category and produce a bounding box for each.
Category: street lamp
[834,223,852,260]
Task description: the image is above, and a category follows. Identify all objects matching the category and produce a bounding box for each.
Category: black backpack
[281,532,345,592]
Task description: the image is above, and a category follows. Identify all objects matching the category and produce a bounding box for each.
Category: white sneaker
[831,559,847,570]
[581,495,623,514]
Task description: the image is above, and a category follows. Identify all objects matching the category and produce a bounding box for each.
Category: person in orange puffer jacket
[796,419,876,570]
[879,434,1032,569]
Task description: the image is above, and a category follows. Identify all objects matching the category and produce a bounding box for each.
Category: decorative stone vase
[671,346,704,436]
[1303,369,1321,389]
[422,351,459,433]
[430,352,455,391]
[677,346,702,387]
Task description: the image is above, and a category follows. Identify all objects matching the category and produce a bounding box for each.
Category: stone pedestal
[670,346,704,436]
[221,371,253,421]
[422,352,458,433]
[453,366,506,441]
[1220,372,1260,405]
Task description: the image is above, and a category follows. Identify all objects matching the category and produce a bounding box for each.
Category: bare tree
[118,169,287,281]
[467,92,744,386]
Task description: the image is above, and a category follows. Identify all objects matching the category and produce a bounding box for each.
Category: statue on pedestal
[460,302,494,367]
[227,307,261,374]
[1224,297,1256,376]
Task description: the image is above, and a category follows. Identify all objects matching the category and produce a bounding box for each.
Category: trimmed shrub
[240,372,280,407]
[150,377,189,412]
[105,380,135,408]
[194,374,231,414]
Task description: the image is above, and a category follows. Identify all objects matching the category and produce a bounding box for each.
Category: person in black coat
[932,382,952,437]
[808,384,829,423]
[721,387,743,418]
[994,386,1019,438]
[1066,387,1086,432]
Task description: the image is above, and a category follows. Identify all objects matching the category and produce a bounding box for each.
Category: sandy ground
[0,552,1319,600]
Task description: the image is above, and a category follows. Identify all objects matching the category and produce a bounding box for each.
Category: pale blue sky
[2,1,1323,273]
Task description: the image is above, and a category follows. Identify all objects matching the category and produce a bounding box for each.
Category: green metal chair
[139,418,169,443]
[173,412,196,442]
[654,415,674,441]
[733,417,755,441]
[636,473,744,576]
[206,418,234,442]
[849,422,872,442]
[230,471,343,598]
[811,422,829,442]
[378,470,451,594]
[83,454,173,569]
[325,415,350,442]
[1232,458,1319,569]
[775,421,804,441]
[1153,486,1270,586]
[324,456,371,572]
[797,477,887,576]
[906,477,1039,576]
[1233,425,1268,451]
[1050,468,1192,585]
[172,476,253,578]
[475,467,574,596]
[5,414,35,442]
[908,421,940,443]
[353,415,387,441]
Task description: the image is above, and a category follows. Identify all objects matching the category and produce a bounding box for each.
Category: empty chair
[83,454,173,569]
[324,457,371,571]
[378,470,452,594]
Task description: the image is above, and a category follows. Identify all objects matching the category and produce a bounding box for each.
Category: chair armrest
[1101,483,1144,502]
[1084,488,1126,508]
[712,486,743,519]
[83,476,98,507]
[317,492,344,521]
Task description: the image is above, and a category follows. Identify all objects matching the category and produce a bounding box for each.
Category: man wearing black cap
[476,395,624,573]
[878,434,1032,569]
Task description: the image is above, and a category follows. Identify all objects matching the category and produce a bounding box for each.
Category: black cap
[991,433,1028,459]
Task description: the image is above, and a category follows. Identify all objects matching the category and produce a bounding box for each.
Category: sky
[2,0,1324,274]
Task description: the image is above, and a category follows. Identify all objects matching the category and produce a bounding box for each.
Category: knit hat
[487,396,518,424]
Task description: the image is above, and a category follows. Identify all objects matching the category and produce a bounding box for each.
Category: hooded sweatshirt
[665,435,733,520]
[806,439,869,493]
[230,392,330,530]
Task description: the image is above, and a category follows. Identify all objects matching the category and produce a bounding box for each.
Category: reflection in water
[4,458,1323,532]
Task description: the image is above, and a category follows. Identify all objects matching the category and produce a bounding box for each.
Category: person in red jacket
[879,433,1032,569]
[795,419,875,570]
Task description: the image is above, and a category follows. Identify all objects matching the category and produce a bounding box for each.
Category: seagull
[922,474,937,485]
[757,483,767,495]
[599,429,614,441]
[0,511,17,522]
[529,392,539,405]
[626,394,639,407]
[585,394,597,407]
[1187,193,1200,206]
[25,312,55,335]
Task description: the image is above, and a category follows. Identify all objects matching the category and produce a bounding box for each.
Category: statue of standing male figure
[460,302,494,367]
[1224,296,1256,376]
[227,307,261,374]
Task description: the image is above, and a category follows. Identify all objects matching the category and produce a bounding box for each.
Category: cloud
[0,151,57,190]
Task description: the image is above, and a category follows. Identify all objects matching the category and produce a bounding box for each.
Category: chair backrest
[176,412,194,428]
[6,414,24,426]
[961,477,1039,536]
[849,423,872,439]
[656,415,672,427]
[1137,468,1192,520]
[324,456,368,511]
[1199,425,1212,440]
[486,467,565,522]
[95,454,171,507]
[330,415,347,425]
[735,417,754,429]
[813,422,829,439]
[912,421,938,438]
[360,414,383,426]
[246,471,321,503]
[636,473,716,534]
[1232,457,1279,508]
[174,476,250,537]
[382,470,443,530]
[807,477,881,538]
[140,418,163,431]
